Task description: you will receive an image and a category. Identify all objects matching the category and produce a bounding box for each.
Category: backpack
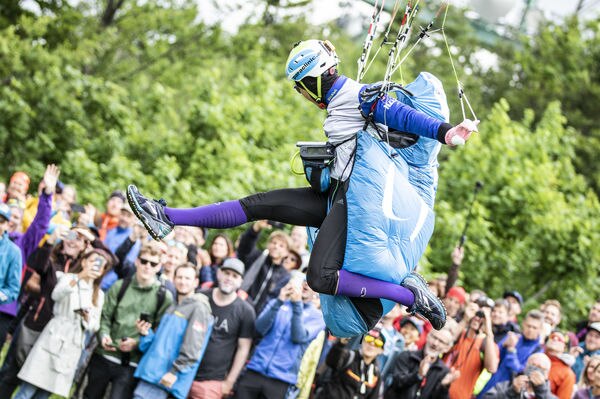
[111,277,167,327]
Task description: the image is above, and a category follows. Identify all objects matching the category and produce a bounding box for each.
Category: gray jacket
[482,379,558,399]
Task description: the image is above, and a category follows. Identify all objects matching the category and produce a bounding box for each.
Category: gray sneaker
[127,185,174,241]
[401,272,447,330]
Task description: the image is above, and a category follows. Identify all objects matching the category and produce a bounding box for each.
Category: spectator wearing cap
[544,330,576,399]
[482,352,557,399]
[0,165,59,350]
[444,286,466,321]
[0,225,98,397]
[444,305,498,399]
[315,329,385,399]
[132,263,213,399]
[238,221,291,314]
[100,203,142,291]
[385,327,458,399]
[400,316,424,351]
[491,299,521,344]
[504,290,524,323]
[5,172,30,204]
[572,322,600,382]
[478,309,545,398]
[190,258,255,399]
[234,276,324,399]
[575,300,600,343]
[94,190,126,241]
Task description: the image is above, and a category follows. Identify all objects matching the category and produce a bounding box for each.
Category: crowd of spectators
[0,166,599,399]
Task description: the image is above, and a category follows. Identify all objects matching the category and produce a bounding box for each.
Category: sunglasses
[139,258,159,268]
[364,334,385,348]
[549,333,566,344]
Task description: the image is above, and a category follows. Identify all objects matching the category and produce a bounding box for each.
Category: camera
[267,220,286,230]
[475,310,485,318]
[475,296,495,309]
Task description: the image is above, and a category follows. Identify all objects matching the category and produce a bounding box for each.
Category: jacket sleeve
[555,370,575,399]
[98,280,120,340]
[51,273,77,302]
[325,342,355,370]
[0,249,22,304]
[481,381,521,399]
[83,291,104,332]
[390,352,421,391]
[532,381,559,399]
[255,299,283,336]
[19,192,53,262]
[236,226,261,266]
[138,329,156,353]
[358,87,451,143]
[170,301,213,374]
[113,237,137,279]
[291,304,324,344]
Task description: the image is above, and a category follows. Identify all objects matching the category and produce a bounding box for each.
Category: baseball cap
[0,203,10,222]
[109,190,126,202]
[121,203,134,214]
[220,258,245,276]
[503,290,524,305]
[400,316,424,334]
[589,322,600,334]
[447,286,467,305]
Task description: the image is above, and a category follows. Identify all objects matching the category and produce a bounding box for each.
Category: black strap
[111,276,166,327]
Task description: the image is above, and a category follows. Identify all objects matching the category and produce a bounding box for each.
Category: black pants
[234,370,290,399]
[240,184,383,328]
[82,354,136,399]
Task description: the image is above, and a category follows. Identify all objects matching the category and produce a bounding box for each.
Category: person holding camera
[234,277,325,399]
[83,242,173,399]
[133,263,213,399]
[444,305,499,399]
[478,310,545,398]
[482,352,558,398]
[237,221,292,314]
[13,248,113,399]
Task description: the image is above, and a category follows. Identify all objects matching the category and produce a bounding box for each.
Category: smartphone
[267,220,286,230]
[71,203,86,213]
[92,257,105,272]
[139,312,151,323]
[289,270,305,290]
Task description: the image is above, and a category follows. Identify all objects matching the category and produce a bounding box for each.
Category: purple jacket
[1,192,53,316]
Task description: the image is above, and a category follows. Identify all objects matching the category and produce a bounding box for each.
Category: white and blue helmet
[286,39,339,82]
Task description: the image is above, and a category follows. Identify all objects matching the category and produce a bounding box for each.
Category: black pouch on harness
[296,141,335,193]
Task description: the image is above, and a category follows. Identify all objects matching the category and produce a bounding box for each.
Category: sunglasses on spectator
[364,334,385,348]
[549,332,566,343]
[139,258,159,267]
[166,240,187,252]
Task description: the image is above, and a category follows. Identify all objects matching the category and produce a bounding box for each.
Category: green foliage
[0,0,599,328]
[428,100,600,326]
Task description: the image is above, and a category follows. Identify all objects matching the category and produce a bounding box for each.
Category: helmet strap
[299,76,325,108]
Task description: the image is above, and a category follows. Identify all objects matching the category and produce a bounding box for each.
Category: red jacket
[548,352,576,399]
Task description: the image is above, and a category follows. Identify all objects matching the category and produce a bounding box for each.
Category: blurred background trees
[0,0,598,325]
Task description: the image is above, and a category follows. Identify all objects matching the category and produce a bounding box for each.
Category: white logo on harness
[382,165,408,222]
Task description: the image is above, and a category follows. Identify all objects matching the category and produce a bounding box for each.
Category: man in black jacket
[385,327,459,399]
[315,328,385,399]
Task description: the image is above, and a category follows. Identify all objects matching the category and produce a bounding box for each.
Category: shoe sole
[127,185,163,242]
[411,272,448,330]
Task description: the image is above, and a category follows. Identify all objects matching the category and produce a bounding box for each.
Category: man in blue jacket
[0,204,21,308]
[133,263,213,399]
[234,275,325,399]
[478,309,545,397]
